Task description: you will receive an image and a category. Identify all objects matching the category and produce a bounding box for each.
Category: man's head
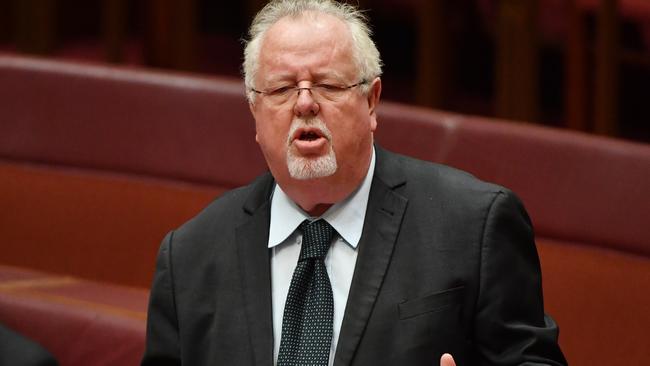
[244,0,382,215]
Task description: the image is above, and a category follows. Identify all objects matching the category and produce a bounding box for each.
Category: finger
[440,353,456,366]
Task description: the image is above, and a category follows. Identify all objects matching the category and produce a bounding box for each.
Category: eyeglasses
[250,80,367,106]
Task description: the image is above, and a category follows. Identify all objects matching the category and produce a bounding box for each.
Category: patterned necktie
[277,219,335,366]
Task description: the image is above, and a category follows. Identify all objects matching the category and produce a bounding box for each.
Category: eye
[315,83,344,92]
[267,85,293,96]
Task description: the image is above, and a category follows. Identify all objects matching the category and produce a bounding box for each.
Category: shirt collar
[268,146,376,249]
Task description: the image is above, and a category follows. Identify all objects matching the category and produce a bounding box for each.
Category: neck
[282,175,355,216]
[283,158,371,217]
[277,145,374,217]
[305,203,333,217]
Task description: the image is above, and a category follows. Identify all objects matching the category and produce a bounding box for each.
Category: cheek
[334,112,375,156]
[256,121,277,150]
[255,115,290,160]
[330,120,371,155]
[333,108,374,139]
[255,107,286,141]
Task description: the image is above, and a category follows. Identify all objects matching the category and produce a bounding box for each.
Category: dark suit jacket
[0,324,58,366]
[142,146,566,365]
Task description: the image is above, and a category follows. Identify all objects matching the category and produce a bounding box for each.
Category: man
[142,1,566,365]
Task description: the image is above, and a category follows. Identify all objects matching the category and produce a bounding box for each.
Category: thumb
[440,353,456,366]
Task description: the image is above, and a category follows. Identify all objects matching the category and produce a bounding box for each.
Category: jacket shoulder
[173,172,273,240]
[381,149,507,196]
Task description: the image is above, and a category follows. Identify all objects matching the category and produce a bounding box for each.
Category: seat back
[0,54,266,286]
[1,54,649,366]
[375,102,650,366]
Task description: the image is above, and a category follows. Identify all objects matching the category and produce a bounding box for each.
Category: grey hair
[243,0,382,102]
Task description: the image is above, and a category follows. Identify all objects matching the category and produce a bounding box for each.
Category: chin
[287,152,338,180]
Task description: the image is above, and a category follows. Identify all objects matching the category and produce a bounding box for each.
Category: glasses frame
[250,79,368,105]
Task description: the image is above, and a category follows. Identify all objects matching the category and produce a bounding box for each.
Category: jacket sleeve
[141,232,181,366]
[0,324,59,366]
[473,190,567,365]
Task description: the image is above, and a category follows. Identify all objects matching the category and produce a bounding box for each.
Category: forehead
[257,12,356,82]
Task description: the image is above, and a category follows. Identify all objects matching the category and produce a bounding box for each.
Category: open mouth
[290,127,330,154]
[292,128,327,143]
[300,131,321,141]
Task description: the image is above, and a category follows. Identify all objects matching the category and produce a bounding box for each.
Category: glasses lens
[313,84,347,101]
[260,81,362,106]
[265,86,293,105]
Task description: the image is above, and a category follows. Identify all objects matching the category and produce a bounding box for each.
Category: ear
[367,77,382,132]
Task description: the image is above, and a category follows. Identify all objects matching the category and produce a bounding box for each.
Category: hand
[440,353,456,366]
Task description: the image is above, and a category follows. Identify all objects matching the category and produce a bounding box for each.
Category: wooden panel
[594,0,620,136]
[495,0,539,122]
[11,0,57,54]
[144,0,197,70]
[566,0,589,131]
[102,0,127,63]
[416,0,449,108]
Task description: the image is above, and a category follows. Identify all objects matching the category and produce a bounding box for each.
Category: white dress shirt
[268,147,376,366]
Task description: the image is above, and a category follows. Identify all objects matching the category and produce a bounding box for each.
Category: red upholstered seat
[0,54,266,185]
[0,265,147,366]
[1,54,648,366]
[375,103,650,366]
[0,161,221,287]
[537,239,650,365]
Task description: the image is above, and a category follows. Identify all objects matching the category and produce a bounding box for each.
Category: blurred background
[1,2,649,365]
[0,0,649,143]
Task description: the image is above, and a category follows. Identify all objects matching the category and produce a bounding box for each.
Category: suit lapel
[235,174,275,366]
[334,147,408,366]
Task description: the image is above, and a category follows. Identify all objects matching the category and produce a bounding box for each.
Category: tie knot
[299,219,335,260]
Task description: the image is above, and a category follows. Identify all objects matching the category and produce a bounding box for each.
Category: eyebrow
[264,70,349,85]
[312,70,346,81]
[264,73,295,85]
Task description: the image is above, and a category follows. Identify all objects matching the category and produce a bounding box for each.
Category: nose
[293,87,320,117]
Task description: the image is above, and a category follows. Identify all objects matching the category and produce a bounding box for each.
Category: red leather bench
[0,264,147,365]
[1,54,648,365]
[376,104,650,365]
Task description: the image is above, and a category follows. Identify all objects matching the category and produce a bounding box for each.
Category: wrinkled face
[250,12,379,194]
